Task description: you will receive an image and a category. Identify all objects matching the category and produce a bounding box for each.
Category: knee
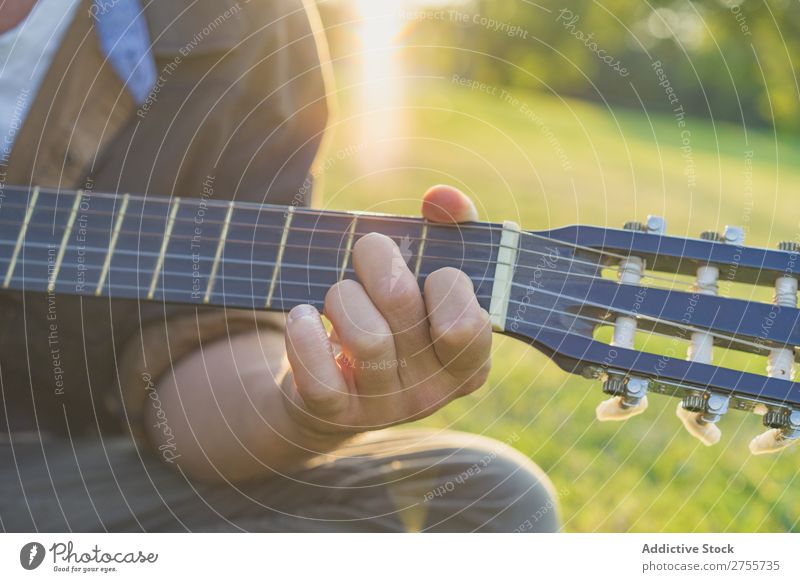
[420,432,561,532]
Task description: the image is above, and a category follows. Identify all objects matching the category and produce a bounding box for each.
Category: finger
[284,304,349,418]
[324,279,399,393]
[352,232,433,357]
[421,185,479,223]
[424,267,491,388]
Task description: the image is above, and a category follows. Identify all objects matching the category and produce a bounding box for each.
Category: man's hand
[282,185,492,436]
[149,185,491,482]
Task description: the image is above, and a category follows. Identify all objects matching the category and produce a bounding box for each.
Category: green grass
[317,75,800,532]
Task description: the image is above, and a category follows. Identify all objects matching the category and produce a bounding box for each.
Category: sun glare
[353,0,411,157]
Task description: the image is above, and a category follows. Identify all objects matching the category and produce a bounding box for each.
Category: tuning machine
[596,374,650,421]
[750,408,800,455]
[676,392,729,446]
[595,218,663,422]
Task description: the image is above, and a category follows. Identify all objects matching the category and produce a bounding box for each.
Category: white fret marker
[4,186,40,288]
[413,221,428,280]
[47,190,84,293]
[147,197,180,300]
[204,201,235,303]
[338,216,358,282]
[96,193,130,296]
[488,221,521,331]
[266,206,294,308]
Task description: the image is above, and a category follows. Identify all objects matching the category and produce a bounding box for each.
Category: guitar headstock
[498,216,800,454]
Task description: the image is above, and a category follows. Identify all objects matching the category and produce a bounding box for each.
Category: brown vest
[0,0,331,436]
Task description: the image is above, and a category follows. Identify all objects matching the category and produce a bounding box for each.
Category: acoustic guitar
[1,185,798,453]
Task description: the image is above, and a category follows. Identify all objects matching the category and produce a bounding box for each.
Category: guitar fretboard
[0,186,502,313]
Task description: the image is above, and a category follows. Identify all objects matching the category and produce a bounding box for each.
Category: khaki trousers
[1,429,559,532]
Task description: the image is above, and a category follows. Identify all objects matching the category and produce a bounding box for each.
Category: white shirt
[0,0,81,161]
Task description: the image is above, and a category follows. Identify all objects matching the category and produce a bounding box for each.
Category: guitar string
[5,189,795,280]
[0,232,714,299]
[497,284,780,354]
[0,197,699,268]
[5,251,786,355]
[4,191,790,366]
[0,208,633,266]
[0,215,706,293]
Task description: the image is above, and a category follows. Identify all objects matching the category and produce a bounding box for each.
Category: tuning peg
[723,225,745,246]
[645,215,666,234]
[599,221,655,423]
[765,243,799,381]
[749,409,800,455]
[596,375,649,421]
[676,393,729,446]
[676,403,721,446]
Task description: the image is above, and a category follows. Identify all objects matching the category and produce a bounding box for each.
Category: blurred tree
[316,0,800,131]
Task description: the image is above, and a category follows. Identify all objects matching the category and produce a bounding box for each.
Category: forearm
[144,329,349,483]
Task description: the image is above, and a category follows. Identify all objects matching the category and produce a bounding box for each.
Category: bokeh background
[311,0,800,532]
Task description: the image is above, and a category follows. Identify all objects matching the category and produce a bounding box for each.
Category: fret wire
[204,200,235,304]
[147,197,180,300]
[95,194,130,296]
[47,190,83,293]
[338,216,357,282]
[3,186,40,288]
[266,206,294,308]
[413,221,428,280]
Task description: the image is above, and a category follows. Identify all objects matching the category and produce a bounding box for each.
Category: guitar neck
[0,186,502,314]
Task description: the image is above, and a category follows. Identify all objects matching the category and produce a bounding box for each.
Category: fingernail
[288,304,318,322]
[463,197,479,221]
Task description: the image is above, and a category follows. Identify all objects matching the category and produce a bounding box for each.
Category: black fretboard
[0,186,502,312]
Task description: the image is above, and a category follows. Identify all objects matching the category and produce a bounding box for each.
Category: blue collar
[92,0,156,106]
